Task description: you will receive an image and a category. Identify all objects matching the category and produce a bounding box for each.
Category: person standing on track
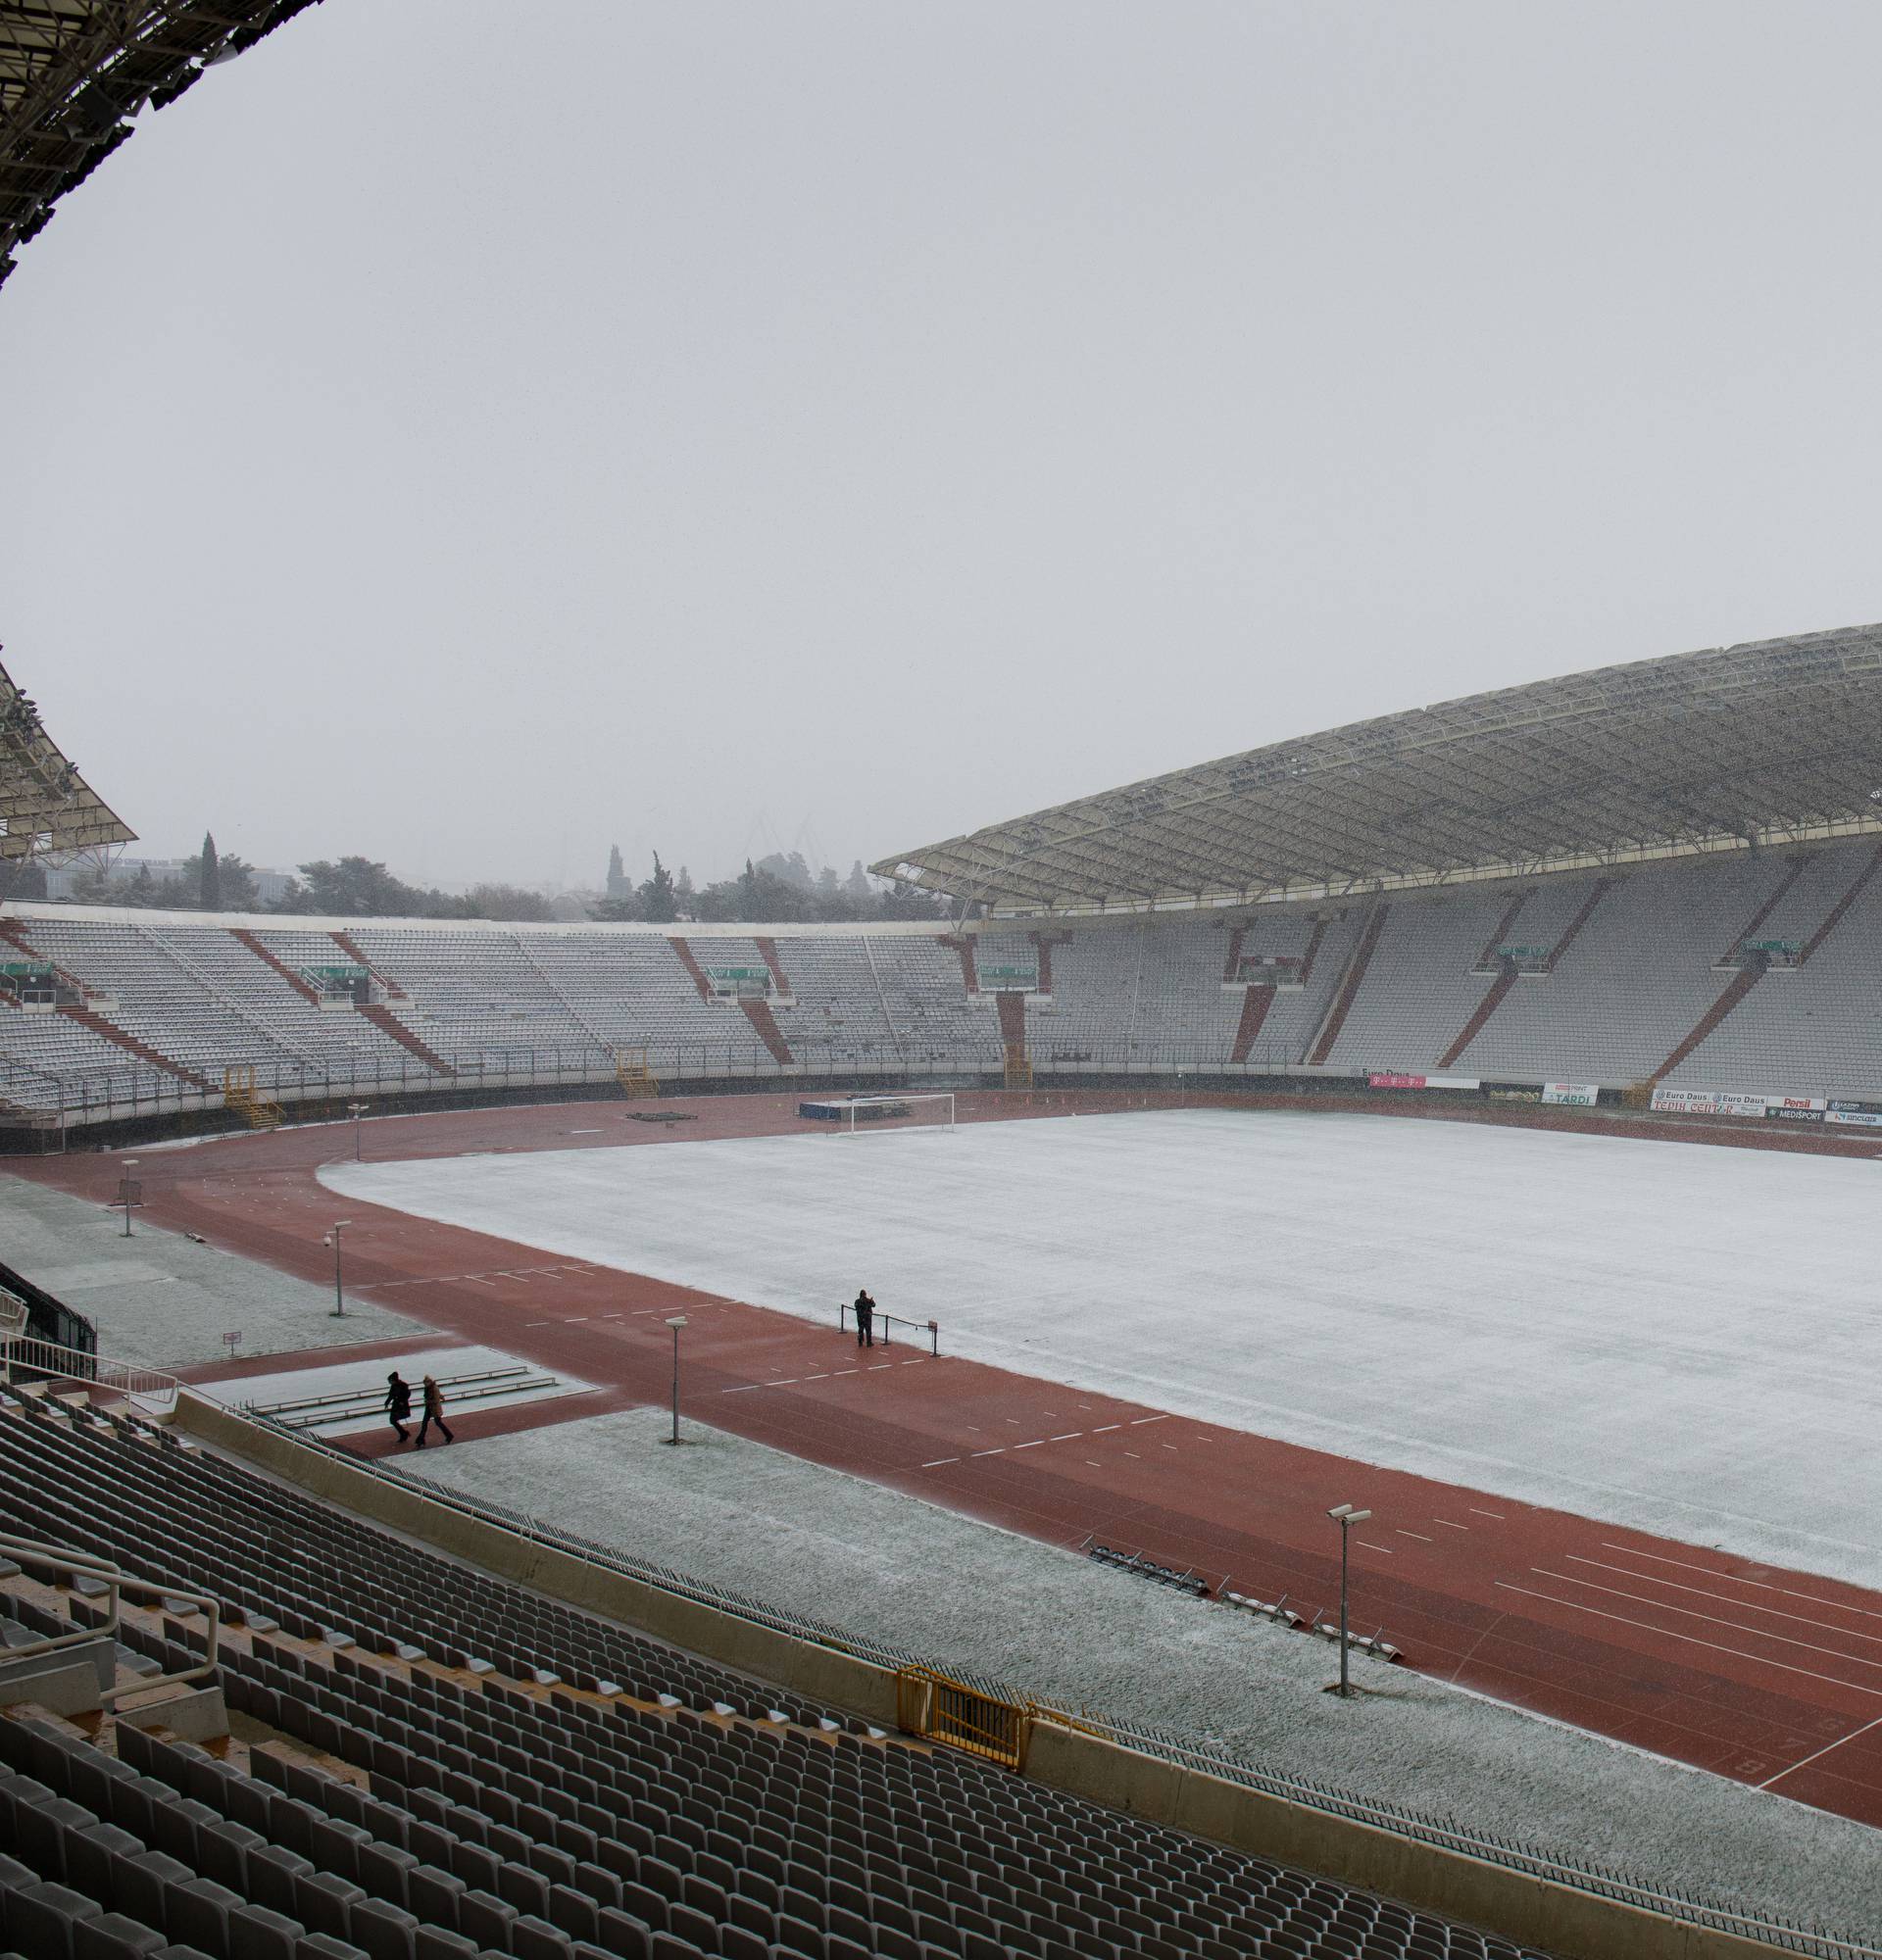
[416,1373,455,1448]
[384,1371,413,1445]
[854,1288,876,1348]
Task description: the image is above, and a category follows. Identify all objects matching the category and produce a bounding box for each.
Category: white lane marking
[1569,1555,1882,1645]
[921,1457,960,1469]
[1049,1433,1081,1443]
[1006,1418,1023,1425]
[1495,1582,1882,1697]
[1123,1451,1142,1459]
[971,1446,1006,1457]
[1358,1542,1394,1555]
[1161,1443,1178,1450]
[525,1320,555,1327]
[834,1369,860,1377]
[804,1374,829,1382]
[720,1384,764,1394]
[1397,1531,1433,1543]
[1130,1415,1169,1426]
[869,1364,892,1372]
[1086,1460,1103,1467]
[1758,1711,1882,1790]
[1433,1519,1469,1532]
[1014,1441,1044,1450]
[901,1358,925,1366]
[1468,1507,1505,1519]
[570,1129,604,1135]
[463,1276,497,1287]
[1599,1543,1882,1626]
[566,1318,588,1324]
[1093,1424,1122,1433]
[1534,1568,1882,1672]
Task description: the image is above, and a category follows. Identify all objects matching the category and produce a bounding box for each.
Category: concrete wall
[178,1393,1789,1960]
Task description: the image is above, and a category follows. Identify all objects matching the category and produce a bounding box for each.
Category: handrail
[228,1406,1876,1960]
[0,1532,220,1704]
[0,1336,178,1418]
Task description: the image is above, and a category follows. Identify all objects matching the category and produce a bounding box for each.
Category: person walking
[415,1373,455,1448]
[384,1371,413,1445]
[854,1289,876,1348]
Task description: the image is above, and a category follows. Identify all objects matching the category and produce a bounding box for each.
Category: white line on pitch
[1758,1711,1882,1790]
[1495,1582,1882,1697]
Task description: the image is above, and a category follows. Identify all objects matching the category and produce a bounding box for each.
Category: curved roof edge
[875,623,1882,917]
[0,657,135,860]
[0,0,324,294]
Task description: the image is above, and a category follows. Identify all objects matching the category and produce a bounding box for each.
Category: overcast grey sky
[4,2,1882,891]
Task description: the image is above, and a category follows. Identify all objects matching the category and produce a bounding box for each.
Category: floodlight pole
[663,1315,688,1444]
[121,1158,137,1238]
[347,1102,369,1161]
[1327,1503,1372,1698]
[327,1221,352,1317]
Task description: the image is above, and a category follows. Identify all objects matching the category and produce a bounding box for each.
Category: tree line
[30,836,958,924]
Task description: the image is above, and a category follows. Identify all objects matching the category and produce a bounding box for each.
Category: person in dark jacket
[854,1289,876,1348]
[416,1373,455,1448]
[384,1371,413,1444]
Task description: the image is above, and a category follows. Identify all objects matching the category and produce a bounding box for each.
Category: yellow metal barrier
[222,1065,283,1130]
[615,1046,660,1100]
[897,1666,1033,1769]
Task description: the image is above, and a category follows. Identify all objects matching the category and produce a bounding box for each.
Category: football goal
[836,1092,955,1135]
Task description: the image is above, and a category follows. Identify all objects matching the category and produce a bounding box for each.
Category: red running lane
[15,1090,1882,1828]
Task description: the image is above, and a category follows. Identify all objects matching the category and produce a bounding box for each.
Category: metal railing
[1,1335,178,1418]
[0,1532,220,1707]
[226,1405,1879,1959]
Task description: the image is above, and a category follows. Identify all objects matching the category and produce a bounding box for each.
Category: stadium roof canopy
[875,623,1882,917]
[0,0,320,294]
[0,656,133,858]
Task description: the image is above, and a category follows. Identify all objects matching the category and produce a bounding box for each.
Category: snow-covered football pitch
[323,1106,1882,1587]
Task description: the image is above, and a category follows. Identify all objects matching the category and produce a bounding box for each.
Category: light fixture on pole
[120,1158,139,1238]
[322,1222,352,1317]
[347,1102,369,1161]
[1326,1503,1372,1698]
[662,1315,688,1445]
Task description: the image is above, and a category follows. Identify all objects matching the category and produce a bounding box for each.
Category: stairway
[668,937,715,1001]
[753,937,794,1000]
[1230,986,1276,1063]
[1439,968,1517,1069]
[1802,841,1882,961]
[1028,932,1071,995]
[230,927,321,1004]
[358,1003,456,1075]
[1653,965,1762,1081]
[740,998,794,1064]
[939,933,979,993]
[995,990,1027,1049]
[57,1005,209,1090]
[328,929,408,999]
[1543,879,1611,971]
[1308,905,1388,1065]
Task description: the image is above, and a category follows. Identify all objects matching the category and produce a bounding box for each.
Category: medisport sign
[1541,1083,1601,1106]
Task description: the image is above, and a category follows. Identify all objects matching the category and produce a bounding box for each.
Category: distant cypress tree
[640,853,678,923]
[606,844,627,898]
[199,833,221,910]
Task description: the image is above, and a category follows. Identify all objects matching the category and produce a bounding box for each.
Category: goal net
[838,1093,955,1135]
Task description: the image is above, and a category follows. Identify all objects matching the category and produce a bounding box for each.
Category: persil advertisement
[1540,1083,1601,1106]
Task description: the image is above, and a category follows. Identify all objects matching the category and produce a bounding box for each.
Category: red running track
[15,1090,1882,1830]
